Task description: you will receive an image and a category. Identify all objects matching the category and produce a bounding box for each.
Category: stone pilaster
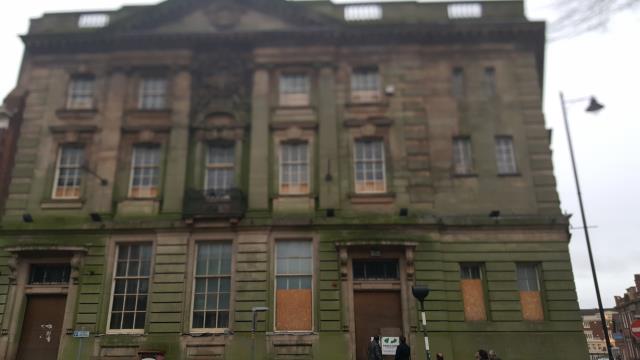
[92,70,126,213]
[318,66,340,209]
[161,69,191,214]
[248,68,270,210]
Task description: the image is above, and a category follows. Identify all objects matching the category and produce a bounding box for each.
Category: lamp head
[585,97,604,113]
[412,286,430,303]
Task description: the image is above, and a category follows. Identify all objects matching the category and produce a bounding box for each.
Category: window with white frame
[275,240,312,331]
[129,144,161,198]
[108,243,152,332]
[192,242,232,330]
[205,144,235,196]
[138,77,168,110]
[280,141,309,195]
[66,76,95,110]
[52,145,84,199]
[495,136,517,175]
[453,137,473,175]
[351,66,380,102]
[279,73,309,106]
[354,139,386,193]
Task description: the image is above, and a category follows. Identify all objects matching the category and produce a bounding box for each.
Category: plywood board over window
[460,264,486,321]
[517,263,544,321]
[275,240,312,331]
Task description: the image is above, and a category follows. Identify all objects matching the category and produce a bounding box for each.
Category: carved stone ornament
[405,247,415,281]
[7,255,18,284]
[206,4,243,30]
[70,253,83,284]
[190,53,250,124]
[339,247,349,280]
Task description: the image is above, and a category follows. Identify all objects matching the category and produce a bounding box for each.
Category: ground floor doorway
[354,291,403,360]
[16,295,67,360]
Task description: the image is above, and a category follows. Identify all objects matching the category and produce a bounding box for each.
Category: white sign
[424,336,430,350]
[73,330,90,338]
[381,336,400,355]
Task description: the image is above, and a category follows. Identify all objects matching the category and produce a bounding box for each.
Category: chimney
[635,274,640,291]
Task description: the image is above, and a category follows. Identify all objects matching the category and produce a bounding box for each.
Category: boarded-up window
[275,240,312,331]
[517,263,544,321]
[460,264,486,321]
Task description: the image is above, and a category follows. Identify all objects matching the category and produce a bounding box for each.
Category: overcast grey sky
[1,0,638,309]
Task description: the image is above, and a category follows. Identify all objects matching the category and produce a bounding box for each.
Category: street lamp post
[412,286,431,360]
[559,92,613,360]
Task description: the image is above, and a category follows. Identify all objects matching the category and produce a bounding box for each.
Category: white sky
[1,0,638,309]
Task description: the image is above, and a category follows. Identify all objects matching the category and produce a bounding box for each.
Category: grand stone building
[0,0,588,359]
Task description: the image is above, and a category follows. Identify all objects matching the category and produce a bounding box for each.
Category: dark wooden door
[16,295,67,360]
[354,291,402,360]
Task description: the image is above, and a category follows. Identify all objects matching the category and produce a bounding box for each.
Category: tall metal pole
[419,302,431,360]
[560,92,614,360]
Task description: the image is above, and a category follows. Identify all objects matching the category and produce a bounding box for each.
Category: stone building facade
[0,0,588,359]
[614,275,640,360]
[0,94,25,216]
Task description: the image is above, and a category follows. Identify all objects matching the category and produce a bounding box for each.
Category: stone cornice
[22,21,545,53]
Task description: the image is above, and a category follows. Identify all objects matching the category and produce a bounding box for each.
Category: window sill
[105,330,146,336]
[125,109,172,116]
[348,192,395,204]
[453,173,478,178]
[116,199,160,216]
[41,199,84,210]
[345,99,389,108]
[188,329,231,336]
[55,108,98,120]
[497,172,521,177]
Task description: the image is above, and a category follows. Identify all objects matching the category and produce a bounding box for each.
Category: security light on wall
[22,213,33,223]
[90,213,102,222]
[489,210,501,219]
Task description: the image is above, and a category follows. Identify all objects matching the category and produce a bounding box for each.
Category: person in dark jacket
[368,335,383,360]
[394,335,410,360]
[475,349,489,360]
[436,353,445,360]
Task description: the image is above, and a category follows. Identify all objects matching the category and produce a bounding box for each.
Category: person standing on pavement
[368,335,383,360]
[488,350,501,360]
[394,335,410,360]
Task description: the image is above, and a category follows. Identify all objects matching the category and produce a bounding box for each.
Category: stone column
[93,69,126,213]
[161,68,191,214]
[317,65,340,209]
[248,67,270,210]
